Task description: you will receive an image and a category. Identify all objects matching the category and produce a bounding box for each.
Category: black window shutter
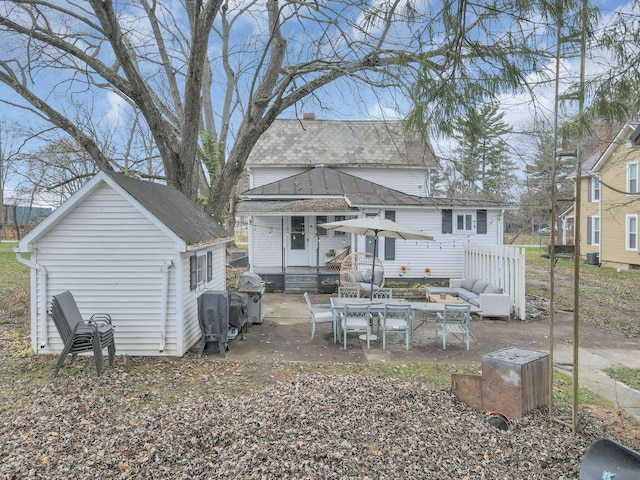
[587,177,593,202]
[442,209,453,234]
[477,210,487,234]
[587,217,593,245]
[190,255,197,290]
[384,211,396,260]
[206,251,213,282]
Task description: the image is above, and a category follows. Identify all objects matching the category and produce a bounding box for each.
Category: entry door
[288,216,308,266]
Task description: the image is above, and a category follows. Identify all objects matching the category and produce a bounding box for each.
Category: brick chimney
[303,113,315,120]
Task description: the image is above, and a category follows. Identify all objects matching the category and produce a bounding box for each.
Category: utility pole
[0,124,4,241]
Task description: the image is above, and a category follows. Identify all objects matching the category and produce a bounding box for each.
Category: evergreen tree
[450,104,515,201]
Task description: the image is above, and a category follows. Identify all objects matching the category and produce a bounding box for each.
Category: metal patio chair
[435,303,471,350]
[304,292,336,342]
[337,286,360,298]
[341,303,372,349]
[50,291,115,376]
[378,304,412,350]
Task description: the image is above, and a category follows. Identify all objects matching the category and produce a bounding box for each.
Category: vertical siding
[34,185,179,356]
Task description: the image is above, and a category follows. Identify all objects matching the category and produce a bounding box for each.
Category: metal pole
[548,5,563,421]
[572,0,588,434]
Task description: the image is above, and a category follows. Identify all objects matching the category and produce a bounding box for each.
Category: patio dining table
[330,297,415,343]
[330,297,482,344]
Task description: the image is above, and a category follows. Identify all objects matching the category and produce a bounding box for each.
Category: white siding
[33,185,180,356]
[251,217,284,267]
[179,245,227,355]
[338,167,427,196]
[251,166,427,196]
[251,167,306,188]
[367,209,503,280]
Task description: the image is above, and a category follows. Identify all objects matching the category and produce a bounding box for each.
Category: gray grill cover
[197,291,229,357]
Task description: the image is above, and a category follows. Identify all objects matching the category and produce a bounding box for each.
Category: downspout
[14,250,48,349]
[159,260,174,352]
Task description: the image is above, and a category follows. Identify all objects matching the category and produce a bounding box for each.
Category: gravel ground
[0,356,634,480]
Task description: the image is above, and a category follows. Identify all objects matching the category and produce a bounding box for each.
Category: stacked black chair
[50,291,115,376]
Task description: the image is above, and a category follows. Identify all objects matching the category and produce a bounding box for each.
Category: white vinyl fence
[463,244,526,320]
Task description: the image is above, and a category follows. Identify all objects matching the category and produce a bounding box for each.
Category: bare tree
[0,0,566,221]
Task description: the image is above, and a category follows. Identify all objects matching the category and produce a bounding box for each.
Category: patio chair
[371,288,392,300]
[304,292,336,342]
[341,303,372,349]
[337,286,360,298]
[378,304,412,350]
[435,304,471,351]
[50,291,115,376]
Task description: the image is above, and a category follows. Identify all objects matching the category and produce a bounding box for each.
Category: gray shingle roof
[105,171,231,246]
[239,167,511,211]
[241,167,424,206]
[246,118,436,167]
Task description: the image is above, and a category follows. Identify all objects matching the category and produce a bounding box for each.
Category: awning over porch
[236,198,354,216]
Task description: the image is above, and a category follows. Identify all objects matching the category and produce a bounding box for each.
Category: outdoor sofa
[426,277,511,320]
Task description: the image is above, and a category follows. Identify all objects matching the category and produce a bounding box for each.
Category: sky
[0,0,636,194]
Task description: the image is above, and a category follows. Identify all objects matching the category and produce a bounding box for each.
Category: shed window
[190,252,210,290]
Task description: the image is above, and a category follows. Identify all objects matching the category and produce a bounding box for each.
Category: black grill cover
[197,291,229,356]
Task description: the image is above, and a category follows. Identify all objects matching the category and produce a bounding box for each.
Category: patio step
[285,273,318,294]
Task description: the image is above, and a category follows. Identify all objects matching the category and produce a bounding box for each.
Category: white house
[237,116,511,292]
[16,171,233,357]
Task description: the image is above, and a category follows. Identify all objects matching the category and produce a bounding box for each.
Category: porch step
[285,273,318,294]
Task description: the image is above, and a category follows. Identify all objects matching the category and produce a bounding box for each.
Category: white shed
[16,171,233,357]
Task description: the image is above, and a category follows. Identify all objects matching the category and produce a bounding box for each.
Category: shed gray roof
[246,118,436,168]
[105,171,231,246]
[238,167,511,213]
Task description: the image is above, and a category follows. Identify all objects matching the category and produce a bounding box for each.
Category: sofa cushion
[454,288,478,302]
[483,284,504,294]
[466,296,480,307]
[461,278,478,291]
[471,280,489,294]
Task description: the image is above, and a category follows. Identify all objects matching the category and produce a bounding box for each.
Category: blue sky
[0,0,636,192]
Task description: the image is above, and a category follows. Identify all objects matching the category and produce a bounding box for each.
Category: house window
[384,210,395,261]
[316,216,327,236]
[587,216,600,246]
[627,215,638,251]
[333,216,345,236]
[628,163,638,194]
[443,209,485,234]
[456,213,473,232]
[590,177,600,202]
[442,209,453,234]
[477,210,487,234]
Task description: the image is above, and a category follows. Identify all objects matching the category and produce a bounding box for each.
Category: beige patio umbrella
[319,216,434,298]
